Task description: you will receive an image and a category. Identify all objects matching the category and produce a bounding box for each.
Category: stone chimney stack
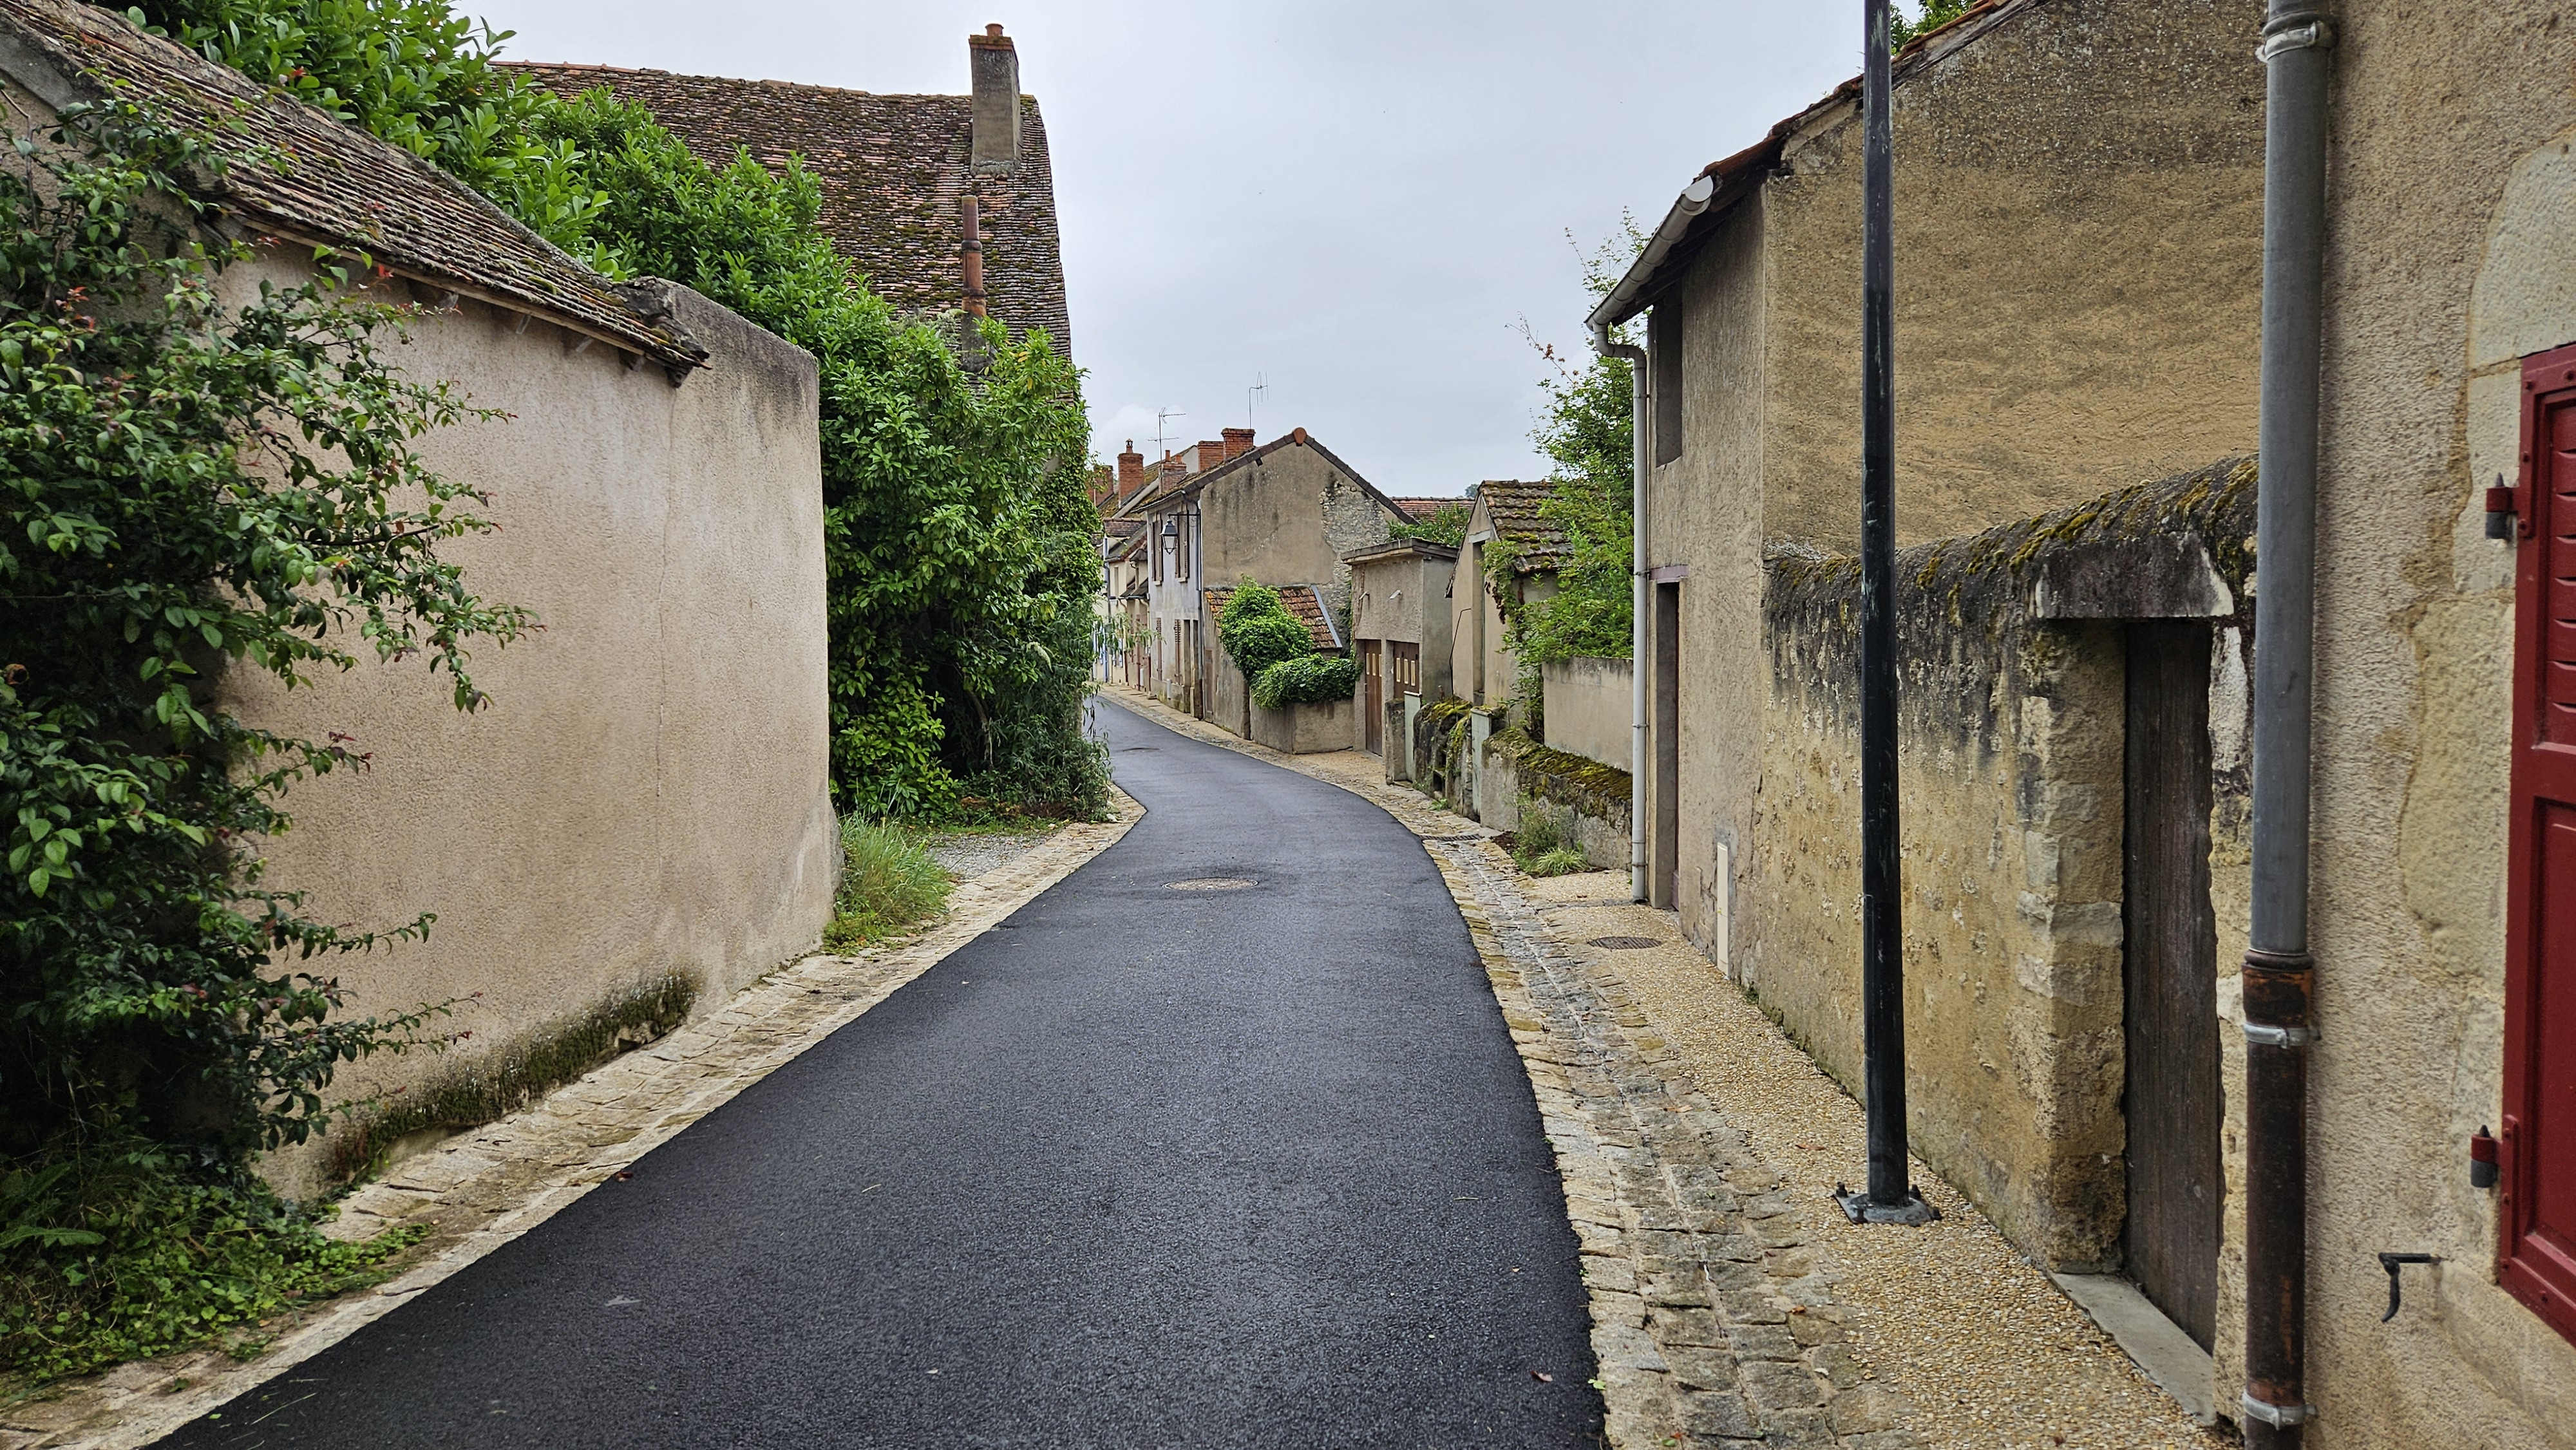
[969,24,1020,175]
[1117,441,1146,496]
[1222,427,1255,461]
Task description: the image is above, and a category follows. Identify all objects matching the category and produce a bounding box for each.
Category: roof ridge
[503,61,999,105]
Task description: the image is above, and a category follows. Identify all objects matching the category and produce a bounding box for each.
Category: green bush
[1217,578,1316,683]
[1,1151,421,1383]
[1253,654,1359,710]
[822,820,952,950]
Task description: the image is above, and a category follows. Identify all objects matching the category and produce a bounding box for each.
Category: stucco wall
[1250,697,1352,755]
[1651,205,1768,923]
[1750,0,2265,550]
[2270,3,2576,1442]
[217,264,835,1194]
[1540,656,1634,772]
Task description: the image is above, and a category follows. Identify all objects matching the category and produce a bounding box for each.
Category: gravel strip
[923,827,1061,882]
[1519,871,2232,1450]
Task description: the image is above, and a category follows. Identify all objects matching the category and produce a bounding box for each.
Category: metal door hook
[2378,1252,2440,1321]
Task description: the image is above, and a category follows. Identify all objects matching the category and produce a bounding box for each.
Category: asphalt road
[158,699,1601,1449]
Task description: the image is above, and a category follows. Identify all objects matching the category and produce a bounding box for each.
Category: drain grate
[1166,878,1256,891]
[1587,935,1663,950]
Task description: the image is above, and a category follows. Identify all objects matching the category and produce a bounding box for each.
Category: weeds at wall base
[323,973,701,1187]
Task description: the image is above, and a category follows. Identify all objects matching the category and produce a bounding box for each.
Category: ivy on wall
[1,101,506,1376]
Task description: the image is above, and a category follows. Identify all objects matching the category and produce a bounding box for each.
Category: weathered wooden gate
[2122,621,2221,1349]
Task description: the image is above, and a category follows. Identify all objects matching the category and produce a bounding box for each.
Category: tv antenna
[1247,373,1267,434]
[1153,406,1187,458]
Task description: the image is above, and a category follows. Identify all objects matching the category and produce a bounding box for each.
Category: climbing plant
[0,100,511,1375]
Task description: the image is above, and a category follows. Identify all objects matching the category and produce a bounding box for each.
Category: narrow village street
[146,702,1602,1450]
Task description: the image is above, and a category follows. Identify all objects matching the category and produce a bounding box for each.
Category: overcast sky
[475,1,1883,496]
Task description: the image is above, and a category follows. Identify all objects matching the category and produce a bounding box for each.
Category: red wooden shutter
[2504,342,2576,1342]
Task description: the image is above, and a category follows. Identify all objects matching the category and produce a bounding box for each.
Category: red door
[2505,343,2576,1342]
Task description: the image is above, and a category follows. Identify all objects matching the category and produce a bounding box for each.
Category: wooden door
[2123,621,2221,1350]
[1361,641,1384,753]
[2504,346,2576,1342]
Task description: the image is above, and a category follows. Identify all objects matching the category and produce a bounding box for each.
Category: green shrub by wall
[1253,655,1358,710]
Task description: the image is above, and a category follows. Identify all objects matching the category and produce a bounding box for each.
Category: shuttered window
[2504,341,2576,1344]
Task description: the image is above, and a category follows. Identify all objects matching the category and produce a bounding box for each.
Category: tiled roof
[506,62,1071,357]
[1476,480,1572,572]
[1390,496,1466,520]
[0,0,699,369]
[1201,584,1341,653]
[1343,538,1458,565]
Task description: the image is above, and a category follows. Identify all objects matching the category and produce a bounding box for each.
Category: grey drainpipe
[2242,3,2334,1444]
[1594,173,1715,906]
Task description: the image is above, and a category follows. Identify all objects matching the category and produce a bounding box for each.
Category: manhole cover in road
[1167,878,1256,891]
[1587,936,1663,950]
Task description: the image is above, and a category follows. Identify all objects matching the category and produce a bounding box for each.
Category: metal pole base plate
[1835,1183,1942,1226]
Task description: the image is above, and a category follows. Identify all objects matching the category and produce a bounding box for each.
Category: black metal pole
[1841,0,1932,1227]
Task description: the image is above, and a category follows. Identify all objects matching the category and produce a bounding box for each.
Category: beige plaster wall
[1190,440,1392,619]
[1753,0,2266,550]
[2271,2,2576,1441]
[1540,656,1634,772]
[1649,206,1768,927]
[216,262,835,1194]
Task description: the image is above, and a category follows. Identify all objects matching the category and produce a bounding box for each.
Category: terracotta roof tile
[1476,480,1572,572]
[0,0,699,368]
[506,62,1071,358]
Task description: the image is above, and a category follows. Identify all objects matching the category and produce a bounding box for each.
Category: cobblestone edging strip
[1097,690,1913,1449]
[0,794,1140,1450]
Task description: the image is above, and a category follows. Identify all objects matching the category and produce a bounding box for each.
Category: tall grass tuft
[1511,797,1592,878]
[824,820,952,950]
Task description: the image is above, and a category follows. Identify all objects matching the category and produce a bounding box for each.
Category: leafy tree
[527,92,1101,818]
[1891,0,1976,49]
[1387,500,1470,548]
[1489,220,1647,715]
[133,0,624,271]
[1,100,506,1374]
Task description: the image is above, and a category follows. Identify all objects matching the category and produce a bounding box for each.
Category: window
[1651,298,1684,467]
[2505,339,2576,1344]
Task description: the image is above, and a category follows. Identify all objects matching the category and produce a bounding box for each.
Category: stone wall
[1251,697,1353,755]
[1479,730,1633,872]
[216,265,836,1195]
[1738,463,2255,1271]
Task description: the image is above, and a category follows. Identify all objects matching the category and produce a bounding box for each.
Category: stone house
[1450,480,1570,711]
[1094,518,1150,687]
[1196,583,1345,748]
[511,24,1071,357]
[0,0,837,1193]
[1113,427,1407,725]
[1589,0,2576,1440]
[1598,0,2265,1284]
[1344,538,1459,760]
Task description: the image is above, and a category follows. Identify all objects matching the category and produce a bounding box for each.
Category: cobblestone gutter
[1,796,1140,1450]
[1099,688,1910,1449]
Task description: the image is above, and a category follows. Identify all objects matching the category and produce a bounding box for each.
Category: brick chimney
[969,25,1019,174]
[1222,427,1255,460]
[1186,439,1224,473]
[1117,440,1145,497]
